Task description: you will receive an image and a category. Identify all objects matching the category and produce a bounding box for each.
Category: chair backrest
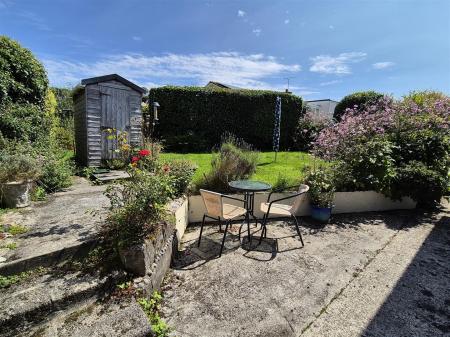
[291,184,310,214]
[200,189,223,217]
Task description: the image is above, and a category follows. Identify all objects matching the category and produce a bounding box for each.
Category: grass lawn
[160,151,322,186]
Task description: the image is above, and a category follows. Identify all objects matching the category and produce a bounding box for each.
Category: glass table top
[228,180,272,192]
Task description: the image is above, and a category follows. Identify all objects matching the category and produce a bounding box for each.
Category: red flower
[138,149,151,157]
[131,156,140,163]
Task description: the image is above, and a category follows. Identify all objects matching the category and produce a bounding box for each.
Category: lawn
[160,151,322,186]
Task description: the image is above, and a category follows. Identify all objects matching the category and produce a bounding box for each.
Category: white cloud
[0,0,13,9]
[319,80,342,86]
[284,19,290,24]
[372,61,395,69]
[17,11,50,31]
[252,28,262,36]
[132,36,142,41]
[237,9,246,17]
[43,51,301,90]
[310,52,367,74]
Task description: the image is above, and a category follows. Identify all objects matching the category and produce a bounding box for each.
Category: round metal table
[228,180,272,242]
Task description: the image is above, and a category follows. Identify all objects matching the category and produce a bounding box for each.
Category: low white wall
[168,197,189,249]
[188,191,416,223]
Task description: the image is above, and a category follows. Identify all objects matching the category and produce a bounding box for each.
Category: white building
[306,99,338,119]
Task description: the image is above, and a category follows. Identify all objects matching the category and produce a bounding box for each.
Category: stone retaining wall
[120,197,189,294]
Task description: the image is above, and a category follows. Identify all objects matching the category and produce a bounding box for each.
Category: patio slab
[162,204,449,337]
[0,177,109,275]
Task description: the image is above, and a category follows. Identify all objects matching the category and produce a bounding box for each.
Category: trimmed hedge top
[148,86,304,152]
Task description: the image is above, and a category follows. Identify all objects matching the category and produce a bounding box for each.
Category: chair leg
[259,213,268,244]
[292,214,304,247]
[218,218,222,232]
[219,220,230,257]
[198,214,206,247]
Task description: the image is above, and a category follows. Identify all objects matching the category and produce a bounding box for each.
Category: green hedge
[148,86,304,152]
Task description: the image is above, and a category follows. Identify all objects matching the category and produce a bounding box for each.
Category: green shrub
[392,128,449,172]
[50,117,75,151]
[304,167,336,208]
[0,140,40,183]
[51,87,73,119]
[391,161,448,205]
[148,86,303,151]
[196,139,258,193]
[271,174,297,192]
[164,159,197,198]
[31,185,47,201]
[38,151,74,192]
[0,101,52,143]
[333,137,397,193]
[403,90,448,107]
[333,91,384,121]
[0,36,48,106]
[104,171,173,249]
[138,291,171,337]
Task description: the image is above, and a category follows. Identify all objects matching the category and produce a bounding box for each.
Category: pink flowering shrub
[314,92,450,205]
[293,111,332,151]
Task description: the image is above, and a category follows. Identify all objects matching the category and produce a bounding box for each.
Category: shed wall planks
[73,76,144,167]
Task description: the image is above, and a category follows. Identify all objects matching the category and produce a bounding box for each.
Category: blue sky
[1,0,449,100]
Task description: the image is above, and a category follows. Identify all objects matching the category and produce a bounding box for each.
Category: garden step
[0,177,109,275]
[17,298,152,337]
[92,169,131,182]
[0,239,99,276]
[0,269,125,334]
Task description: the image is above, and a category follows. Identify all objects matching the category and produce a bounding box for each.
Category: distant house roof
[205,81,242,90]
[81,74,147,94]
[306,99,339,103]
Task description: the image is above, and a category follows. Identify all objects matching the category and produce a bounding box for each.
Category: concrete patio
[162,203,449,337]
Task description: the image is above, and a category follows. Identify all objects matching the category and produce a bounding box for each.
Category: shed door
[99,85,131,160]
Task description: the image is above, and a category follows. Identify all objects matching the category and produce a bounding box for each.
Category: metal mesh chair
[198,189,247,257]
[259,184,310,245]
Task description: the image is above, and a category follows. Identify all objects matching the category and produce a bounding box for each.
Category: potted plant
[305,168,335,222]
[0,153,40,208]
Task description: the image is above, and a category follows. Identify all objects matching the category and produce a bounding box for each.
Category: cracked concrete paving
[162,202,449,337]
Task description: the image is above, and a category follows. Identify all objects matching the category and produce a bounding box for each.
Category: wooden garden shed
[73,74,146,167]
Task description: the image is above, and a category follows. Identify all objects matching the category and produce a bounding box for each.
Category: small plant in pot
[0,152,40,208]
[305,167,335,222]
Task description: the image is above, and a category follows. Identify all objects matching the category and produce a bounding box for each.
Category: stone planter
[0,181,33,208]
[119,221,174,276]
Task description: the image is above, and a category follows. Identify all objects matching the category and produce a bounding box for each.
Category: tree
[0,35,48,106]
[333,91,384,121]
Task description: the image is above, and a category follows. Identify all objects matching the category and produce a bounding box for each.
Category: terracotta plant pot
[311,205,332,223]
[0,181,33,208]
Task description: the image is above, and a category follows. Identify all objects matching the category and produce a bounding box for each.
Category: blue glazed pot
[311,205,332,223]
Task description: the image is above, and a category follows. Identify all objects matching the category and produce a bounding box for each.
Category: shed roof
[81,74,146,94]
[205,81,242,90]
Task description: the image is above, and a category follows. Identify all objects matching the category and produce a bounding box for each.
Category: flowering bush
[304,167,336,208]
[333,90,384,121]
[163,160,197,198]
[104,170,174,249]
[103,143,196,250]
[293,112,332,151]
[314,92,450,205]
